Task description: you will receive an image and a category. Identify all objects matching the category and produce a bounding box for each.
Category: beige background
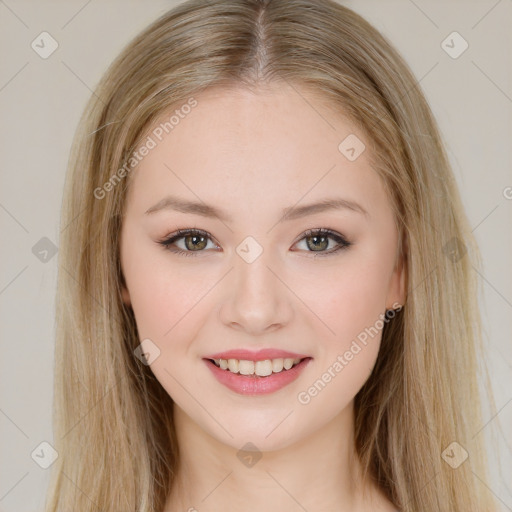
[0,1,511,510]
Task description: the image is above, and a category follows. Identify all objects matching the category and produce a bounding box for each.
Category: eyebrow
[144,194,369,222]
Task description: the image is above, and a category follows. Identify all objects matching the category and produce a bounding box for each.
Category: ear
[120,277,131,307]
[385,236,407,309]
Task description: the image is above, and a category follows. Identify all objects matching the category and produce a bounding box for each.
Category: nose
[218,244,293,335]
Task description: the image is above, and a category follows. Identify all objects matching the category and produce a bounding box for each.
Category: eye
[157,228,219,257]
[292,228,352,257]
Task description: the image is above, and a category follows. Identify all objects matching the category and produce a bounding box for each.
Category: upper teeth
[213,358,302,376]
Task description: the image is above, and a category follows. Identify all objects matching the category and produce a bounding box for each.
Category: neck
[164,402,393,512]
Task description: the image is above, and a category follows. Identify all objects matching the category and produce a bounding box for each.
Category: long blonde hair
[46,1,497,510]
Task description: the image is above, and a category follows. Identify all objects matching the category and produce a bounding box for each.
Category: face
[119,81,405,451]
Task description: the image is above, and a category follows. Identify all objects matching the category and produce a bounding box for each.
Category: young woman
[46,0,497,510]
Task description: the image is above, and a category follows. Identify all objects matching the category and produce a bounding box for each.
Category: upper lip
[204,349,311,361]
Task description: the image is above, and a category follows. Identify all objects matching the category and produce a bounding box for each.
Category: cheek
[121,228,207,343]
[294,267,389,414]
[298,246,396,409]
[297,253,393,347]
[126,263,208,343]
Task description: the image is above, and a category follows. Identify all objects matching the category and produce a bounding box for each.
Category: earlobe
[395,254,407,307]
[386,241,407,310]
[121,283,131,307]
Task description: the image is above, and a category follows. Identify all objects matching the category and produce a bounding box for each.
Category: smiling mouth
[207,357,311,377]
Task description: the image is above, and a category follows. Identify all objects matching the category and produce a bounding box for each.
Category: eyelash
[157,228,352,258]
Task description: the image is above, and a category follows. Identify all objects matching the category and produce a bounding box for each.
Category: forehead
[124,82,388,218]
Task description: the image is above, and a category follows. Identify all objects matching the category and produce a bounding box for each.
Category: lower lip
[203,358,312,395]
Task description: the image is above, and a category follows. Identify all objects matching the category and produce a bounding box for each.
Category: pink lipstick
[203,348,312,395]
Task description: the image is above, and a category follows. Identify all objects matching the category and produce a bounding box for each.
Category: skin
[119,81,405,512]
